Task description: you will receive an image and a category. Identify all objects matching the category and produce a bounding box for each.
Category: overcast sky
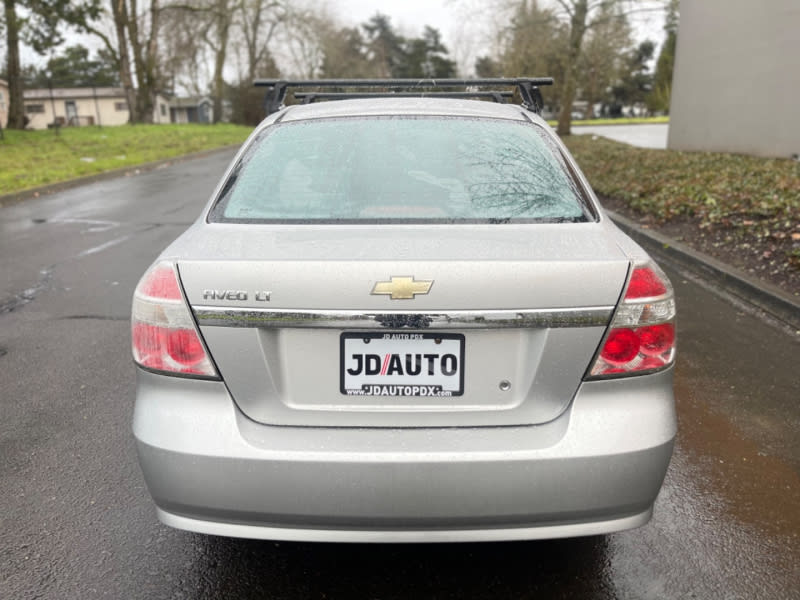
[335,0,455,34]
[333,0,665,37]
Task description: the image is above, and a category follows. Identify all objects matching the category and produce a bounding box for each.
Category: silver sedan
[132,81,676,542]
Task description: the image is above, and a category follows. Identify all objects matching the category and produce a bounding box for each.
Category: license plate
[340,332,464,397]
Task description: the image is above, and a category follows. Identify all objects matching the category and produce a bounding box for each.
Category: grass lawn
[0,124,252,196]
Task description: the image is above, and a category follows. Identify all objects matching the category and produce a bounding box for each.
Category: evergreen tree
[396,26,456,78]
[362,13,406,78]
[647,0,679,114]
[24,45,119,87]
[360,15,455,79]
[611,40,655,115]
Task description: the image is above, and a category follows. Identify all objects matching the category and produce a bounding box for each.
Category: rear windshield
[209,116,590,224]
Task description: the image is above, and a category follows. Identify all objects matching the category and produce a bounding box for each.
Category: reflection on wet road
[0,150,798,599]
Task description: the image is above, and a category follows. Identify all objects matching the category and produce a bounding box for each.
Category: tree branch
[81,23,120,65]
[553,0,575,18]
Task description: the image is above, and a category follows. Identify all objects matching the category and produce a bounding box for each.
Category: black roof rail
[254,78,554,116]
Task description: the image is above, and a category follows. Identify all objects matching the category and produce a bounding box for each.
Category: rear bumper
[133,368,676,542]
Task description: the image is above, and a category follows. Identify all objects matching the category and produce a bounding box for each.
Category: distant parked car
[132,79,676,543]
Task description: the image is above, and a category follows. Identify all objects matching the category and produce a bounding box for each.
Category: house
[170,96,213,124]
[0,79,8,128]
[22,87,171,129]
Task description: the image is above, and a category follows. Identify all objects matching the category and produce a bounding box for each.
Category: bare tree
[127,0,162,122]
[79,0,163,123]
[109,0,138,121]
[160,7,208,97]
[238,0,286,82]
[480,0,663,130]
[279,7,328,78]
[198,0,236,123]
[577,3,632,118]
[487,1,568,112]
[551,0,664,135]
[160,0,286,122]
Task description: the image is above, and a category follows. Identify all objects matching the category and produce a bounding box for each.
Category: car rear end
[132,98,676,542]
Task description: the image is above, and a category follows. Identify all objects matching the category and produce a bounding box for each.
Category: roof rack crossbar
[294,91,514,105]
[254,78,554,115]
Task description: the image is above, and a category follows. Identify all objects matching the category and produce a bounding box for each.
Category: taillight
[587,261,676,378]
[131,261,218,378]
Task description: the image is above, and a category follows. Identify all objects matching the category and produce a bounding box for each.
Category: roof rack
[253,78,554,116]
[294,91,515,104]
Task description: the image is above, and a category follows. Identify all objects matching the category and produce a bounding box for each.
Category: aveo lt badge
[371,276,433,300]
[202,290,271,302]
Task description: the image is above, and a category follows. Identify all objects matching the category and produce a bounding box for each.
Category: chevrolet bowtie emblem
[371,276,433,300]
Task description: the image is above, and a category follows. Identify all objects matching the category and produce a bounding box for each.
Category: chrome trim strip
[192,306,614,329]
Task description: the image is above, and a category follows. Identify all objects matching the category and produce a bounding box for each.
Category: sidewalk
[572,123,668,149]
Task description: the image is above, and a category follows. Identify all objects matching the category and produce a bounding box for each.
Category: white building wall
[23,89,172,129]
[24,96,130,129]
[154,97,170,124]
[668,0,800,158]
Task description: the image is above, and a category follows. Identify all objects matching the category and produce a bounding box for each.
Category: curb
[0,144,241,209]
[608,210,800,332]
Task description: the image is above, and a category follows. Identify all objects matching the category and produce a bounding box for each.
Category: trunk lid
[175,222,630,427]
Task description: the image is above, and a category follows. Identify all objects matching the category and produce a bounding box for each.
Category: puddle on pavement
[673,373,800,540]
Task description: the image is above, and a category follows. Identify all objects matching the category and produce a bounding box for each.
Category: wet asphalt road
[1,150,798,599]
